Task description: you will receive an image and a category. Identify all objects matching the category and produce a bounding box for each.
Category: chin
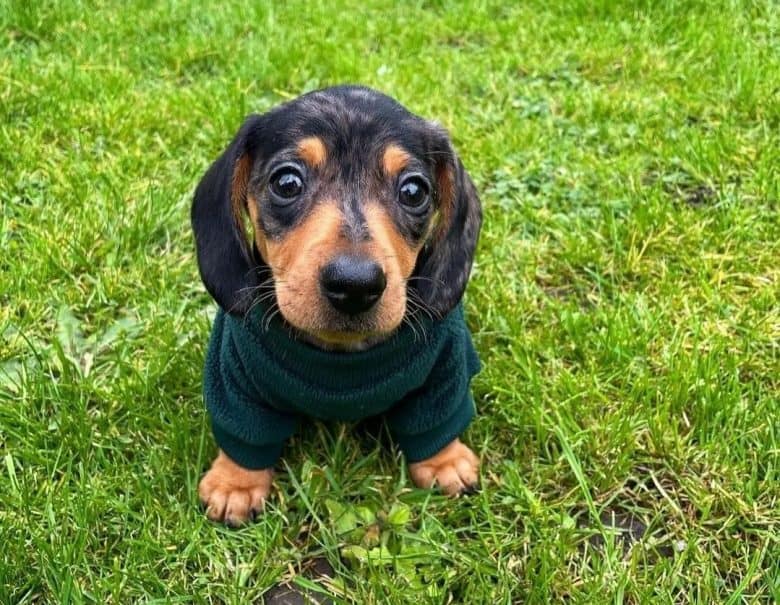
[278,301,406,351]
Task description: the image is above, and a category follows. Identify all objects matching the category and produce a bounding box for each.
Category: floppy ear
[411,128,482,318]
[191,116,265,315]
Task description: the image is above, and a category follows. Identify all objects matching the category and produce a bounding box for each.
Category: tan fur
[297,136,327,168]
[267,203,345,334]
[363,203,421,331]
[198,450,274,525]
[365,204,419,277]
[246,194,268,261]
[382,144,410,177]
[231,154,252,233]
[434,163,456,245]
[408,438,480,495]
[303,329,382,348]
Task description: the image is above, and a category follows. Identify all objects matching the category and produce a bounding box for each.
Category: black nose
[320,255,387,316]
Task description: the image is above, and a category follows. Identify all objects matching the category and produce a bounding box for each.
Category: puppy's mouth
[270,252,408,348]
[283,302,396,349]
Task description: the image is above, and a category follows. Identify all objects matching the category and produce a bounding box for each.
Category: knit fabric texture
[203,302,481,469]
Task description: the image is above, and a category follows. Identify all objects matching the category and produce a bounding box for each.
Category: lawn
[1,1,778,603]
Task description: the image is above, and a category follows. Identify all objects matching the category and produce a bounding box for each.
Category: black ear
[191,116,265,315]
[411,128,482,318]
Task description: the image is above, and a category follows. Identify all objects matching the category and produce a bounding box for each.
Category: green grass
[1,0,778,603]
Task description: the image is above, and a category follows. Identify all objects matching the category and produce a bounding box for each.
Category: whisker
[243,296,266,325]
[403,295,431,343]
[263,305,282,331]
[401,313,420,343]
[405,275,447,288]
[406,288,436,322]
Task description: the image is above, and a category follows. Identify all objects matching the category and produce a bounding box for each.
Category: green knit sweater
[203,303,480,469]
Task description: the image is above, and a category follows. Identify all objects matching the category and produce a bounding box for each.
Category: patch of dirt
[678,184,717,207]
[262,558,335,605]
[586,510,648,551]
[643,166,718,208]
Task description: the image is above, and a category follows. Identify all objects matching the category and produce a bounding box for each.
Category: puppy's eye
[269,168,304,201]
[398,176,430,211]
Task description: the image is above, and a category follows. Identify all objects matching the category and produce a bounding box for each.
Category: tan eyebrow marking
[382,144,410,177]
[297,136,327,168]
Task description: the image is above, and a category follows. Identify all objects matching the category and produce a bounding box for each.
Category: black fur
[412,132,482,318]
[191,115,266,314]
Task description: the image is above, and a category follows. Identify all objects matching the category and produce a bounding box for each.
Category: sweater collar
[229,301,443,367]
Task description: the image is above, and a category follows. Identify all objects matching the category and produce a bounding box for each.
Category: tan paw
[408,439,480,496]
[198,450,274,526]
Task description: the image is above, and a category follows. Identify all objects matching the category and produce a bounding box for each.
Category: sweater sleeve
[203,311,298,469]
[386,317,481,463]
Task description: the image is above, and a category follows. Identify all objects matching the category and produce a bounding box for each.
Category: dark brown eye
[399,175,430,211]
[270,168,304,201]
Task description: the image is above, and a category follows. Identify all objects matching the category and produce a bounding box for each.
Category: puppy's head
[192,86,481,346]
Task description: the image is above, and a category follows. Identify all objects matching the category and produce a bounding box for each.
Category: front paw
[198,450,274,526]
[408,439,480,496]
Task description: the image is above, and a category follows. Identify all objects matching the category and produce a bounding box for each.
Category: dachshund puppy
[192,86,482,525]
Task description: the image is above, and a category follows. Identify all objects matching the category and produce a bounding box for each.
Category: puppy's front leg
[408,438,480,496]
[198,450,273,526]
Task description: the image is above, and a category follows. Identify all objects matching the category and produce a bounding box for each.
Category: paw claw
[462,482,480,495]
